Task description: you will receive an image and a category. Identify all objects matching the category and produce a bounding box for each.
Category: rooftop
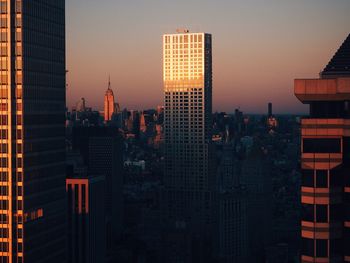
[321,33,350,78]
[295,78,350,102]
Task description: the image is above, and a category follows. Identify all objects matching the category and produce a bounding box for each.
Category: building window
[301,237,314,257]
[0,228,8,238]
[0,2,7,14]
[303,138,341,153]
[0,214,7,224]
[316,239,328,257]
[0,242,8,252]
[316,170,328,188]
[316,205,328,223]
[344,228,350,256]
[0,157,7,167]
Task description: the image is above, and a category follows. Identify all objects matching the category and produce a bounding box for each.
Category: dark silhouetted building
[66,151,106,263]
[295,33,350,263]
[321,33,350,79]
[72,127,124,254]
[67,176,105,263]
[214,145,249,263]
[268,102,273,118]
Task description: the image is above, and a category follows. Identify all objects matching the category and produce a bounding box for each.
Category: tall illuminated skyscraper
[163,30,213,261]
[295,33,350,263]
[0,1,66,262]
[104,78,115,122]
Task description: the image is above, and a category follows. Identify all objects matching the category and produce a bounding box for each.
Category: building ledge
[295,78,350,102]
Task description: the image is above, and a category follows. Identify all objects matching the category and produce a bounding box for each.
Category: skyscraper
[66,151,106,263]
[72,127,124,254]
[268,102,272,117]
[104,77,115,122]
[163,30,214,261]
[66,176,105,263]
[295,33,350,263]
[214,145,249,263]
[0,1,66,262]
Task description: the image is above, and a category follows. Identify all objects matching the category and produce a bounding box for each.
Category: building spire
[108,74,111,90]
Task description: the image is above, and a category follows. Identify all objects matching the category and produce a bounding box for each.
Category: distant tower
[140,113,147,133]
[104,77,115,122]
[267,102,277,131]
[268,102,272,117]
[77,97,86,112]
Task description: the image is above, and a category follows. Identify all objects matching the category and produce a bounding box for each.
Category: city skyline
[2,1,350,262]
[66,0,350,114]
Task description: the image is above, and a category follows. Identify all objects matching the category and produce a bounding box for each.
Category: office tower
[214,145,249,263]
[72,127,124,252]
[163,30,213,261]
[267,102,278,131]
[215,189,249,263]
[132,111,141,138]
[104,78,115,122]
[153,124,163,149]
[0,1,66,262]
[76,97,86,112]
[268,102,272,117]
[295,33,350,263]
[234,108,244,134]
[140,113,147,133]
[66,153,106,263]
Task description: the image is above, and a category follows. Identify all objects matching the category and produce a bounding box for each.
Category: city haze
[67,0,350,113]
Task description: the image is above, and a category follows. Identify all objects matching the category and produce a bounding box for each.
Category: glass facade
[0,1,66,262]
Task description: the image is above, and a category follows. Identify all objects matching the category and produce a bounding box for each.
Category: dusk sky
[66,0,350,114]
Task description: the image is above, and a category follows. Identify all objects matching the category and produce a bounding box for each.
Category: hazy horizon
[66,0,350,114]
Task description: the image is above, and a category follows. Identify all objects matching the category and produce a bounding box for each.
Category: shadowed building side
[71,127,124,257]
[0,1,66,262]
[66,174,106,263]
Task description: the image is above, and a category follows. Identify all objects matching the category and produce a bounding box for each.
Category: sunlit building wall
[104,79,115,122]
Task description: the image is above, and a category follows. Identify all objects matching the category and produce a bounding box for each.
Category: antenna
[176,28,189,33]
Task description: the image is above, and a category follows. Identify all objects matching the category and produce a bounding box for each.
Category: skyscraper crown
[105,76,114,96]
[321,33,350,78]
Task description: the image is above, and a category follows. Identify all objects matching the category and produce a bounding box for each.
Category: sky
[66,0,350,114]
